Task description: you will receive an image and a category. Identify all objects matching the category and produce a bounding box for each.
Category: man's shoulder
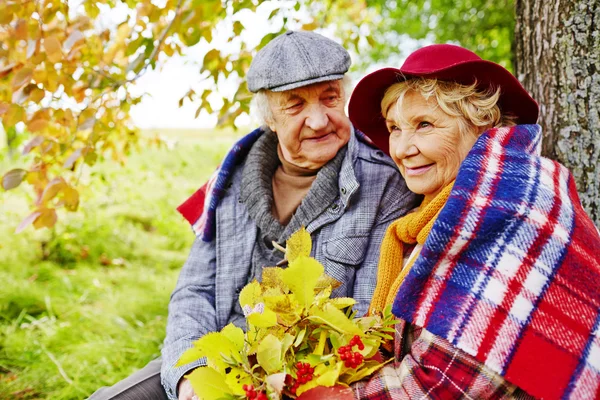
[351,135,398,171]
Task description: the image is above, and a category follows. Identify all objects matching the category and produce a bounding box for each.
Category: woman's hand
[295,385,355,400]
[177,377,197,400]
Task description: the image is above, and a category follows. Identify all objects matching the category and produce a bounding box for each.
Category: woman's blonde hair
[381,78,517,137]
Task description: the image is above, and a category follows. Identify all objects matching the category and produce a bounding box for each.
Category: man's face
[266,80,351,170]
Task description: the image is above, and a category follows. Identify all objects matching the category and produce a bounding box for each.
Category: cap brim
[269,74,346,92]
[349,61,539,156]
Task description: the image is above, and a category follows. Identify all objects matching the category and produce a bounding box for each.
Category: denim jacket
[160,130,418,399]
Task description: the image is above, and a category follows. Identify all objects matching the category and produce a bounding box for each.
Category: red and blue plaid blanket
[392,124,600,399]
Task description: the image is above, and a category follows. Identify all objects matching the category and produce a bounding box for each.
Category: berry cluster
[242,384,267,400]
[337,335,365,368]
[285,362,315,395]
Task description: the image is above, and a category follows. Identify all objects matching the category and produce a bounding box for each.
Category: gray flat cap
[247,30,351,93]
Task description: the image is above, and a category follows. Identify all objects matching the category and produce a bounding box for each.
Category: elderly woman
[300,44,600,399]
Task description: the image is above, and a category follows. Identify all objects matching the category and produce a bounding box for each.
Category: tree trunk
[514,0,600,227]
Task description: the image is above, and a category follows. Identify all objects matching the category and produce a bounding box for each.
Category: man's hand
[295,385,355,400]
[177,377,197,400]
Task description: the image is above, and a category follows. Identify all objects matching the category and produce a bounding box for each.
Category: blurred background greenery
[0,130,238,399]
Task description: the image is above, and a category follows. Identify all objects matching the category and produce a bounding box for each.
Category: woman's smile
[403,163,434,176]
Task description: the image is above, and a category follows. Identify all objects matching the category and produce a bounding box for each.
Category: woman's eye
[418,121,431,129]
[388,125,400,133]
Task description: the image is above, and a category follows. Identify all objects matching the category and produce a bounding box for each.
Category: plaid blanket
[177,127,264,241]
[392,124,600,399]
[353,319,532,399]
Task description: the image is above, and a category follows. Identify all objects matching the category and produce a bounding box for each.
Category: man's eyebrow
[279,93,304,105]
[322,84,341,94]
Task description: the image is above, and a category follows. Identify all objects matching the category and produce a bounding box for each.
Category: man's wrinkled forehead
[275,80,342,104]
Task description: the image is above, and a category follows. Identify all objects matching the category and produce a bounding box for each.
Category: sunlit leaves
[43,36,63,64]
[179,228,396,399]
[187,367,233,400]
[285,226,312,262]
[257,334,283,374]
[11,67,33,91]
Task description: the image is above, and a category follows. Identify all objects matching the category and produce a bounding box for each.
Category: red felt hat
[349,44,539,155]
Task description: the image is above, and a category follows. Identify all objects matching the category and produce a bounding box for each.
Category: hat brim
[269,73,346,92]
[349,60,539,156]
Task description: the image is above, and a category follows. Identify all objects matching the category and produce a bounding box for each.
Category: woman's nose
[390,134,418,161]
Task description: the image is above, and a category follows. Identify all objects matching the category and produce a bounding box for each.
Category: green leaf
[307,303,362,335]
[281,332,295,358]
[256,334,282,374]
[186,367,233,400]
[282,256,323,309]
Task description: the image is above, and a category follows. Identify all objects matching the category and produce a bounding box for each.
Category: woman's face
[386,90,479,202]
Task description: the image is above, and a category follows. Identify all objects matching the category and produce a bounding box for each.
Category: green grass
[0,129,239,399]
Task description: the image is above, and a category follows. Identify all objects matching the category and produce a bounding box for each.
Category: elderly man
[88,30,417,400]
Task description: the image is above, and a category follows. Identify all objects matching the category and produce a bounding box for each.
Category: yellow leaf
[33,207,57,229]
[238,280,261,308]
[315,360,343,386]
[247,306,278,327]
[2,104,24,128]
[176,346,204,367]
[282,256,323,308]
[11,67,33,91]
[285,226,312,262]
[341,359,390,384]
[0,102,9,116]
[307,303,362,335]
[62,186,79,211]
[261,267,288,291]
[41,177,66,204]
[27,117,49,132]
[15,19,27,40]
[43,36,63,63]
[29,87,45,103]
[186,367,232,400]
[187,332,240,372]
[220,323,244,350]
[330,297,357,309]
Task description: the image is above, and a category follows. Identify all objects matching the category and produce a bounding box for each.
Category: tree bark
[514,0,600,227]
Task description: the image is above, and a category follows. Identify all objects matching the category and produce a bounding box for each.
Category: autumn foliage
[0,0,371,232]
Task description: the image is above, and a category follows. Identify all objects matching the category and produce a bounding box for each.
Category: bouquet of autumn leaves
[177,228,396,400]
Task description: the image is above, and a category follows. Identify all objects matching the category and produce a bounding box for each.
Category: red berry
[256,392,268,400]
[296,361,303,369]
[308,366,314,374]
[358,342,365,350]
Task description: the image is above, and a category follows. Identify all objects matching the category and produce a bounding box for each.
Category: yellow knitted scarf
[368,182,454,315]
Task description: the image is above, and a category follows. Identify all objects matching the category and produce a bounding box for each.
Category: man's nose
[305,105,329,131]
